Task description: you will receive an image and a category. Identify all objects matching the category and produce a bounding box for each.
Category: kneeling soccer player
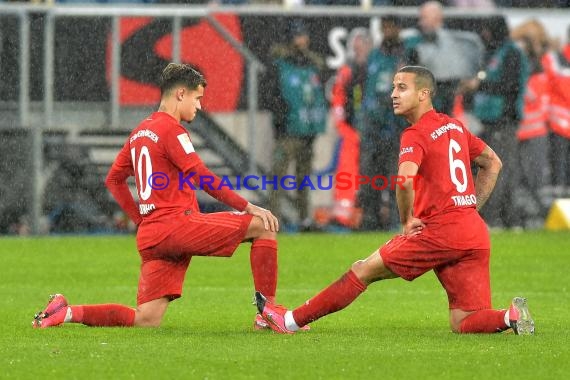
[33,63,284,331]
[256,66,534,335]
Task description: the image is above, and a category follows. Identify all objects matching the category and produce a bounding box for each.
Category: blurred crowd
[263,1,570,231]
[1,0,570,7]
[1,0,569,234]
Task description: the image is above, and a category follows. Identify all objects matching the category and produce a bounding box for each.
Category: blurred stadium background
[0,0,569,235]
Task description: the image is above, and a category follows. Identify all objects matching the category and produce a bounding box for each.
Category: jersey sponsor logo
[451,194,477,206]
[130,129,159,144]
[430,123,464,141]
[399,146,413,156]
[177,133,195,154]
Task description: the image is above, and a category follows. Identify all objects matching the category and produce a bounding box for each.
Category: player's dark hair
[398,65,437,97]
[160,63,207,97]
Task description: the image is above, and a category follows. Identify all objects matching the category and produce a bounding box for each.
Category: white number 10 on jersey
[131,146,153,201]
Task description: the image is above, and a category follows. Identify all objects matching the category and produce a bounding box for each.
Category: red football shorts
[379,234,491,311]
[136,211,253,306]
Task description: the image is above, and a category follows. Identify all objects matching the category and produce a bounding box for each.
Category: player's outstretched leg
[456,297,535,334]
[255,291,294,334]
[253,313,270,330]
[256,269,367,334]
[256,251,388,333]
[32,294,137,328]
[32,294,68,328]
[253,292,311,334]
[508,297,535,335]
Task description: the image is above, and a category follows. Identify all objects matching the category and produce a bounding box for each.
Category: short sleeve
[467,129,487,160]
[398,128,425,167]
[164,126,201,173]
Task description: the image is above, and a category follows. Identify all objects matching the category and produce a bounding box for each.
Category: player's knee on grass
[448,316,461,333]
[449,309,471,333]
[135,298,169,327]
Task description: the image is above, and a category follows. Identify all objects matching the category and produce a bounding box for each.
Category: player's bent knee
[257,229,277,240]
[450,320,462,333]
[135,310,165,327]
[449,309,471,333]
[134,298,169,327]
[245,217,276,240]
[136,316,162,327]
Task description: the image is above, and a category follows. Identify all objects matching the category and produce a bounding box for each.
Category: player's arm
[105,143,142,226]
[472,145,502,211]
[396,161,424,236]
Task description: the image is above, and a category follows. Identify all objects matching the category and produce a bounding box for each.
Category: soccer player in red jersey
[256,66,535,335]
[33,63,282,330]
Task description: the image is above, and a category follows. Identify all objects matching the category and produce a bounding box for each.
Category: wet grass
[0,230,568,379]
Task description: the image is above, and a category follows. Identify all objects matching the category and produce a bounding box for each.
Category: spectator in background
[267,19,327,231]
[494,0,561,7]
[448,0,495,7]
[511,19,551,222]
[359,15,412,231]
[407,1,484,115]
[542,25,570,194]
[304,0,360,4]
[56,0,157,3]
[330,28,372,229]
[460,16,529,229]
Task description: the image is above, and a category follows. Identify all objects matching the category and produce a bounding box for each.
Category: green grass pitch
[1,231,568,379]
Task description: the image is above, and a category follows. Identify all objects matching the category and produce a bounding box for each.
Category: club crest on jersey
[177,133,195,154]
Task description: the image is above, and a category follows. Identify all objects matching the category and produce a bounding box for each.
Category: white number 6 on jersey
[449,139,468,193]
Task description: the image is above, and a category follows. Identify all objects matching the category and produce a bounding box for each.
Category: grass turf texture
[0,231,568,379]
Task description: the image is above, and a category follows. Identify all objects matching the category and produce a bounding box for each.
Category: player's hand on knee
[402,217,425,236]
[245,203,279,232]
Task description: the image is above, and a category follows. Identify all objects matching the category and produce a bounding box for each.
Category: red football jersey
[398,110,489,249]
[106,112,248,250]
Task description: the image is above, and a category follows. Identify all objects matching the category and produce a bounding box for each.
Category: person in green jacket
[460,16,529,229]
[359,15,413,231]
[266,19,327,231]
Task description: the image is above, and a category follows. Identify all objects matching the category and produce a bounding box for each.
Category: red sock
[71,304,135,327]
[459,309,508,333]
[293,270,367,327]
[250,239,278,304]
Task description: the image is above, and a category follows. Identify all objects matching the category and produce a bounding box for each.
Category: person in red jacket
[542,26,570,190]
[32,63,282,330]
[330,28,372,228]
